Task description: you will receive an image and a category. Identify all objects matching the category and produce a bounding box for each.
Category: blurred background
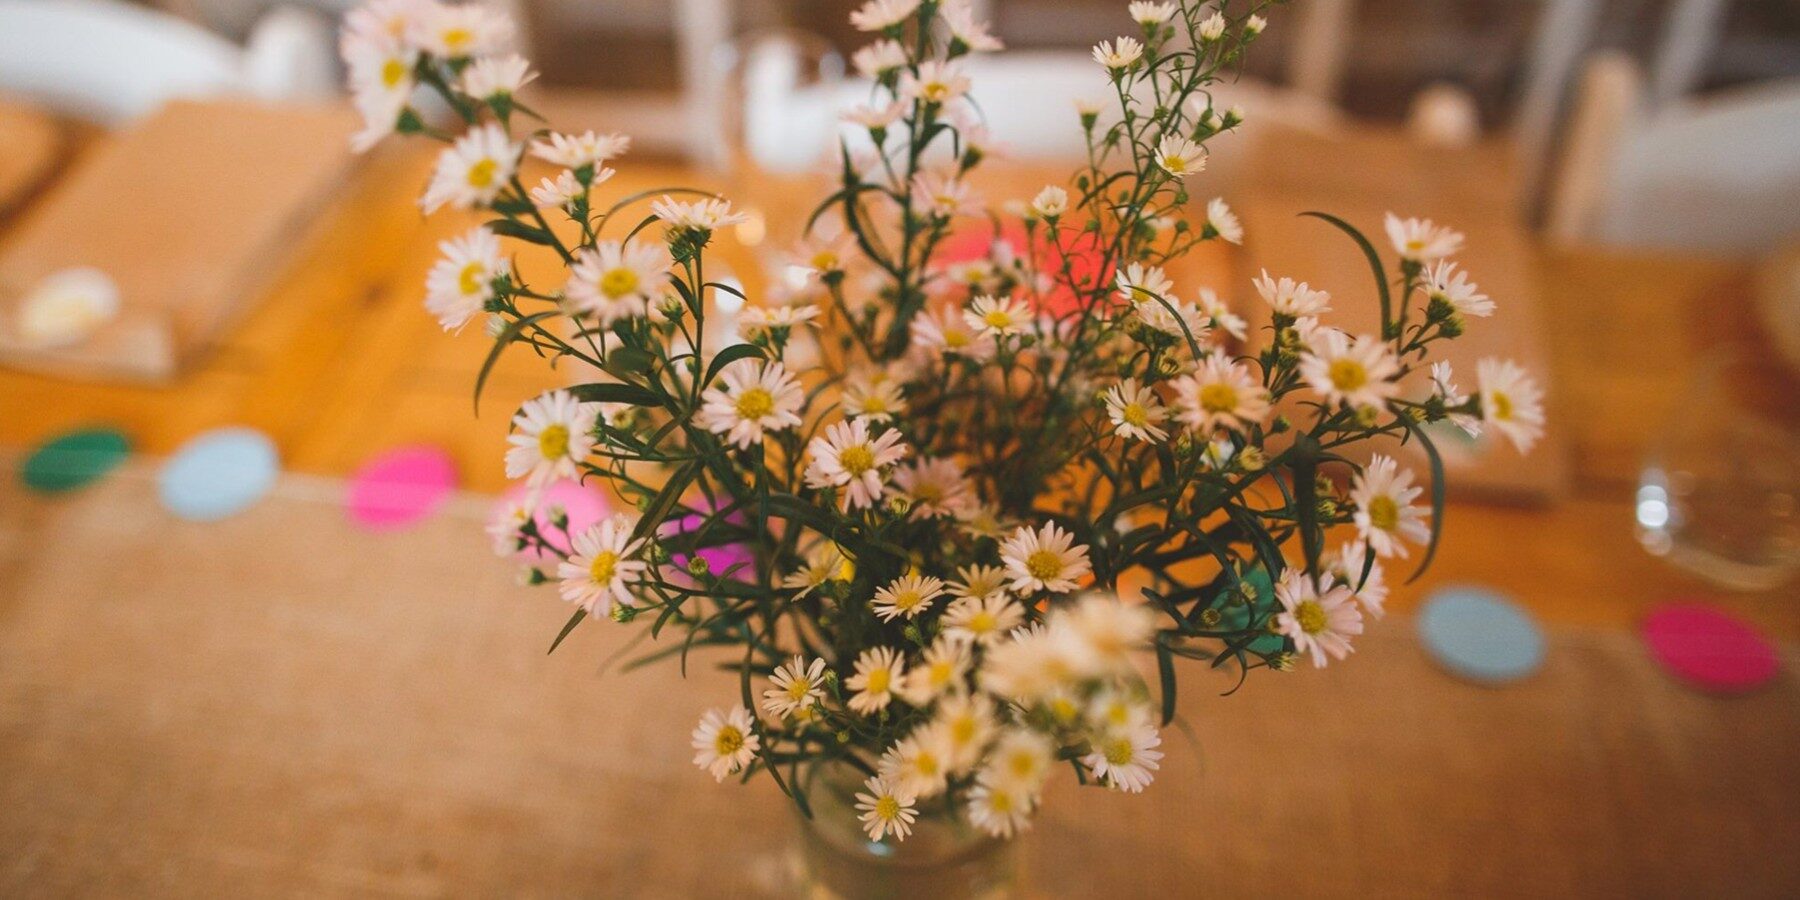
[1,0,1798,895]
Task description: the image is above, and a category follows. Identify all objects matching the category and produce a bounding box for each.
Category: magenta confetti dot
[347,446,457,530]
[498,478,612,561]
[1642,603,1781,694]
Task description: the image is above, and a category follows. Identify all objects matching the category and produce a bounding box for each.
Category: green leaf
[1397,415,1448,583]
[1290,432,1324,573]
[547,608,586,655]
[607,346,656,374]
[569,381,664,407]
[701,343,765,389]
[1155,639,1178,726]
[1300,211,1393,337]
[634,461,701,542]
[485,218,557,246]
[474,311,557,415]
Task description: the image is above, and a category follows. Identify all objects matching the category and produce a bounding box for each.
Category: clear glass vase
[792,765,1019,900]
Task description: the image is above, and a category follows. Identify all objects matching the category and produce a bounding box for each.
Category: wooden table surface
[0,120,1794,641]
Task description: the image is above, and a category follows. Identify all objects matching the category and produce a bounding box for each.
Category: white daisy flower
[424,226,509,331]
[900,60,971,105]
[1245,14,1268,36]
[556,513,649,613]
[1129,1,1178,26]
[1104,378,1170,443]
[341,0,430,46]
[651,196,749,232]
[762,655,828,719]
[1252,269,1332,317]
[999,522,1092,594]
[899,638,972,706]
[1274,569,1363,668]
[1423,260,1493,318]
[851,39,908,78]
[843,376,908,423]
[849,0,921,32]
[696,360,805,449]
[738,303,821,338]
[846,646,906,715]
[943,0,1004,51]
[690,706,761,782]
[1153,135,1206,178]
[942,594,1025,646]
[967,775,1034,839]
[842,100,905,130]
[804,419,909,511]
[880,725,955,799]
[1137,296,1211,343]
[1115,262,1174,307]
[935,693,997,771]
[1349,453,1431,559]
[912,170,980,219]
[957,501,1008,540]
[947,563,1010,603]
[963,294,1031,336]
[1172,355,1271,434]
[341,32,418,152]
[409,1,512,58]
[854,775,918,842]
[1300,330,1401,409]
[1477,357,1546,453]
[1205,197,1243,244]
[459,53,535,101]
[529,130,631,168]
[1198,288,1248,341]
[780,542,851,597]
[1092,36,1144,70]
[1327,540,1388,619]
[911,304,996,361]
[871,573,947,622]
[530,168,602,212]
[1063,595,1155,672]
[1030,185,1069,219]
[564,240,668,324]
[1087,688,1154,735]
[984,728,1055,795]
[1430,360,1483,437]
[889,457,972,519]
[1082,722,1163,793]
[505,389,600,486]
[420,122,520,213]
[486,497,532,556]
[1198,11,1227,41]
[1384,212,1464,262]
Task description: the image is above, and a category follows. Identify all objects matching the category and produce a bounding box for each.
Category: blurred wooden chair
[0,0,336,126]
[1546,50,1800,255]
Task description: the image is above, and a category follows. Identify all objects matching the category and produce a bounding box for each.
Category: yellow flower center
[944,329,970,349]
[875,795,900,820]
[537,424,571,460]
[1008,752,1038,779]
[865,667,890,694]
[734,386,775,421]
[1049,696,1078,723]
[927,660,954,686]
[786,678,812,701]
[441,27,473,53]
[1295,599,1328,635]
[923,81,950,102]
[713,725,743,756]
[839,444,877,477]
[466,157,498,189]
[1492,390,1514,421]
[1367,495,1400,532]
[1199,382,1238,414]
[1329,358,1368,392]
[1406,238,1426,253]
[381,58,408,89]
[983,310,1012,329]
[1026,549,1063,582]
[968,610,997,633]
[951,717,977,744]
[1103,738,1134,766]
[988,790,1015,813]
[915,752,940,776]
[1122,402,1149,427]
[811,251,839,271]
[912,482,942,504]
[588,550,618,584]
[459,261,487,295]
[1164,154,1188,172]
[861,395,889,415]
[599,267,640,299]
[892,590,924,613]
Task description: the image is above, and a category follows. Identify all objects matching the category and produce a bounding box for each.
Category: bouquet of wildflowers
[342,0,1545,844]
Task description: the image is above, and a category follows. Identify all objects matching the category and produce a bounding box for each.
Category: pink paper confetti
[1642,603,1781,694]
[347,446,457,530]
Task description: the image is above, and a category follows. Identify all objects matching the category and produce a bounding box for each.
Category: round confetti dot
[347,446,457,530]
[157,427,280,522]
[1642,603,1780,694]
[1417,585,1546,685]
[19,427,130,493]
[495,479,612,561]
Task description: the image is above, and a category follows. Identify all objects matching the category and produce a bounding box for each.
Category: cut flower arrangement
[343,0,1545,847]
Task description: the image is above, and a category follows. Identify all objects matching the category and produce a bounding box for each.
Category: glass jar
[792,764,1019,900]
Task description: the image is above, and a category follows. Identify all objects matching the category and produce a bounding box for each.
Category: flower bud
[686,555,711,577]
[610,604,638,623]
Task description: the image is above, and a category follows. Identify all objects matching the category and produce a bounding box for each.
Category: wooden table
[0,95,64,217]
[0,116,1793,644]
